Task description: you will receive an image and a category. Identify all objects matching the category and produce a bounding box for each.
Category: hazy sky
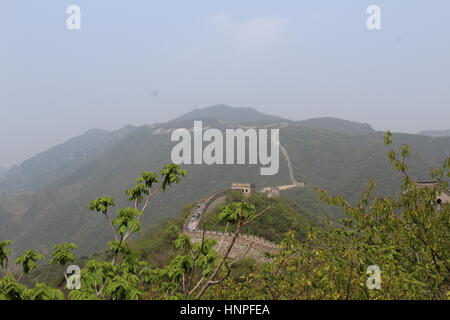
[1,1,450,167]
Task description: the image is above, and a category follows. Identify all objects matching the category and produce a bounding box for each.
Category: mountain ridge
[418,129,450,137]
[0,106,379,190]
[296,117,374,135]
[1,105,449,257]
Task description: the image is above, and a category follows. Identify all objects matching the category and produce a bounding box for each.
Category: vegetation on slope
[0,134,449,299]
[203,191,318,242]
[1,105,450,267]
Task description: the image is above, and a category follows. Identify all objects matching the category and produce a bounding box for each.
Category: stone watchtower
[417,180,450,207]
[231,183,256,196]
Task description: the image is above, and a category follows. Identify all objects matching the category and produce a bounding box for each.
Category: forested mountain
[1,105,449,258]
[296,117,374,135]
[418,129,450,137]
[0,127,136,194]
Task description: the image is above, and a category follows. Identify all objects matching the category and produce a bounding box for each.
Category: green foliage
[113,208,142,236]
[103,273,141,300]
[107,240,128,255]
[217,202,256,223]
[0,240,12,271]
[64,164,188,300]
[15,250,44,274]
[281,124,450,221]
[88,197,115,214]
[2,152,449,300]
[25,283,64,300]
[203,193,316,242]
[137,171,159,189]
[207,134,450,300]
[50,243,77,266]
[129,212,188,268]
[126,184,149,204]
[0,275,26,300]
[142,234,219,299]
[160,164,187,191]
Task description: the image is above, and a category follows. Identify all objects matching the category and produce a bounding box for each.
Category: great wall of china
[183,189,279,262]
[181,121,305,261]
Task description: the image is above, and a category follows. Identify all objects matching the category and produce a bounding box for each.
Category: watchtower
[417,180,450,207]
[231,183,256,196]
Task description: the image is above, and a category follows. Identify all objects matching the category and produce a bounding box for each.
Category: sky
[1,1,450,168]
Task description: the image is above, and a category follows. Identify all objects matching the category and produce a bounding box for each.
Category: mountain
[0,129,113,194]
[0,113,290,256]
[1,105,449,258]
[0,126,141,195]
[296,117,374,135]
[170,104,284,124]
[418,129,450,137]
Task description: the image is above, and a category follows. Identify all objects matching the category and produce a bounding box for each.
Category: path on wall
[240,122,305,196]
[280,144,300,186]
[239,122,303,188]
[183,190,279,262]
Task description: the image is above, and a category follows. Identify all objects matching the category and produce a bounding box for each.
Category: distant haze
[418,129,450,138]
[1,1,450,167]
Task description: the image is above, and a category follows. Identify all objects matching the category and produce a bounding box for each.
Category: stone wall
[183,188,279,262]
[185,230,278,262]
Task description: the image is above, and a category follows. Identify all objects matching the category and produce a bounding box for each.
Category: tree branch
[243,206,271,226]
[195,207,243,299]
[217,222,229,252]
[104,212,118,242]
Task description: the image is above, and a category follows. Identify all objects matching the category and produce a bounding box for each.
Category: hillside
[1,105,449,258]
[19,193,314,286]
[280,125,450,213]
[0,128,111,194]
[203,191,317,243]
[0,116,290,257]
[296,117,374,135]
[418,129,450,137]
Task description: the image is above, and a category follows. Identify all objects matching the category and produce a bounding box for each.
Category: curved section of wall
[183,189,279,261]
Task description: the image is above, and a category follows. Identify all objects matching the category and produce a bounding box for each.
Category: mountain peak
[170,105,283,124]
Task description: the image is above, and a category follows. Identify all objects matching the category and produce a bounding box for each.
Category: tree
[24,283,64,300]
[142,232,219,299]
[74,164,188,299]
[195,202,271,299]
[49,243,77,287]
[50,243,77,267]
[15,250,45,281]
[213,132,449,300]
[0,243,47,299]
[1,149,448,300]
[0,275,26,300]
